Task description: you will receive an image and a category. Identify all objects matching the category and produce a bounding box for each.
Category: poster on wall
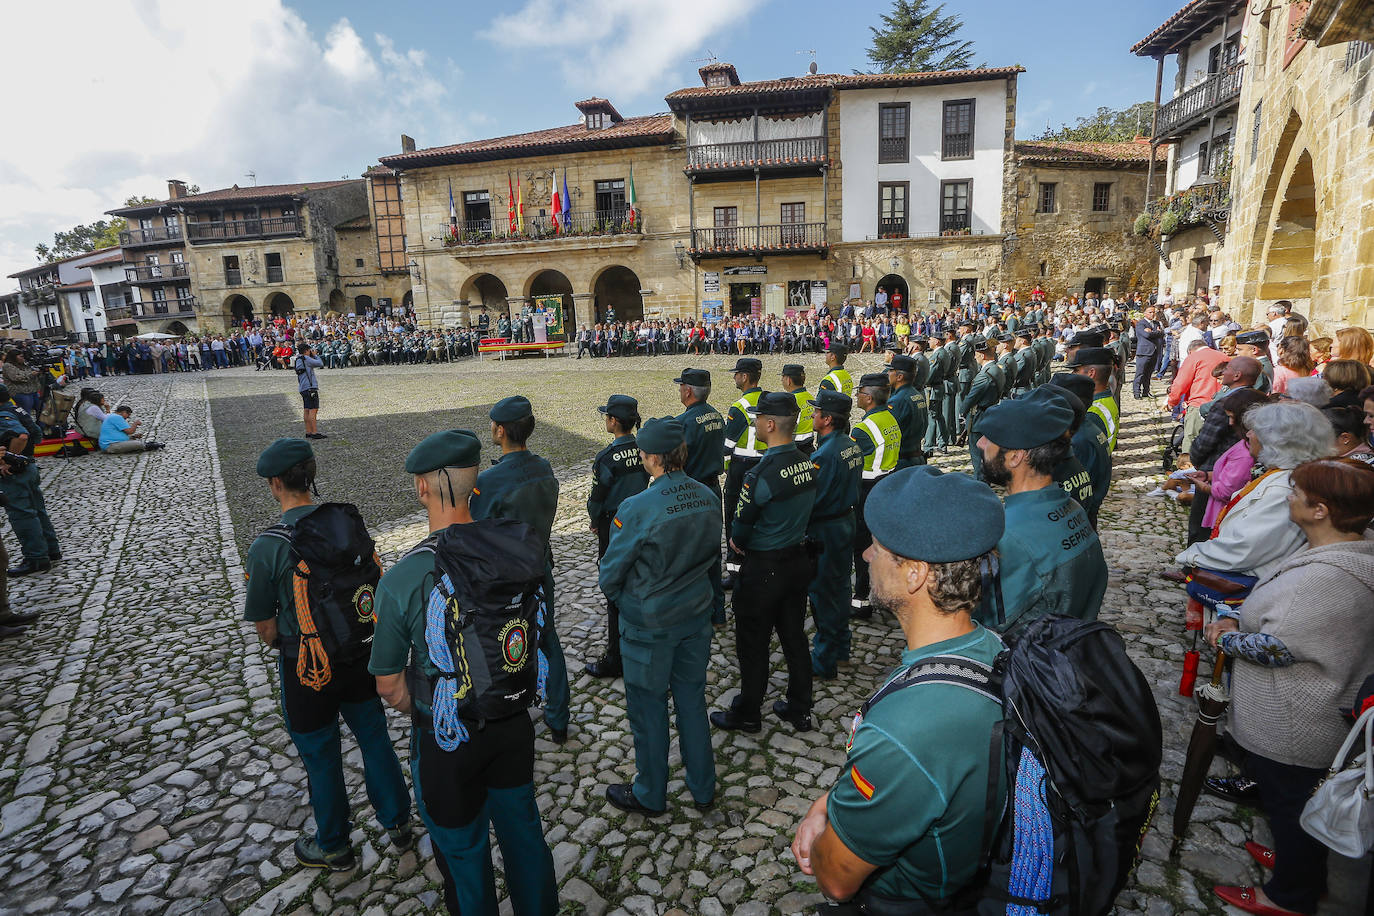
[535,295,565,337]
[764,283,785,317]
[703,271,721,294]
[810,281,828,308]
[701,299,725,324]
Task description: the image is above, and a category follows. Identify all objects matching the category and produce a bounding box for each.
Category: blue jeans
[13,392,41,416]
[279,658,411,853]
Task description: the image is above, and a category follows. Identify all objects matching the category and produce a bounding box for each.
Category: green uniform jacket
[678,399,726,483]
[1052,455,1094,514]
[886,384,929,460]
[243,505,320,641]
[959,363,1003,420]
[1089,390,1120,452]
[982,486,1108,634]
[732,443,818,551]
[587,434,648,523]
[829,625,1006,901]
[1071,422,1111,521]
[995,352,1017,397]
[808,431,862,521]
[1012,347,1037,390]
[369,532,442,690]
[470,450,559,567]
[925,346,951,399]
[598,471,721,632]
[909,352,931,389]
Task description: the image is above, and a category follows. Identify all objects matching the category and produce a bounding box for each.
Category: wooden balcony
[689,222,828,259]
[443,209,642,249]
[134,297,197,318]
[186,215,303,243]
[125,262,190,284]
[1154,62,1245,140]
[119,225,183,247]
[685,136,827,179]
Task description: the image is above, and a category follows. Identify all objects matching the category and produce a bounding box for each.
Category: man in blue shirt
[98,406,164,454]
[294,344,326,439]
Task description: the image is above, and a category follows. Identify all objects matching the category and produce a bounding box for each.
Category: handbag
[1299,705,1374,857]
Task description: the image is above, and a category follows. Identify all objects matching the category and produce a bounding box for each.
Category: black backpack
[859,617,1161,916]
[262,503,381,691]
[413,518,547,751]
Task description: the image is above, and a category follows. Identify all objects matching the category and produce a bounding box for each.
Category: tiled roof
[81,251,127,268]
[110,180,360,215]
[7,246,121,278]
[1132,0,1241,55]
[574,97,624,122]
[379,114,676,168]
[1015,140,1163,166]
[665,66,1023,106]
[59,281,94,291]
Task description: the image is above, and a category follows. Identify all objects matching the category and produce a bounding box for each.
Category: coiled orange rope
[293,560,332,691]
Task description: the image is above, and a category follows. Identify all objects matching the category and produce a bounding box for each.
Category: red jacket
[1168,346,1228,409]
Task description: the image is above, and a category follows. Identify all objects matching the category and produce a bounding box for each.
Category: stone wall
[1219,11,1374,332]
[334,224,412,315]
[1004,161,1160,299]
[831,236,1005,310]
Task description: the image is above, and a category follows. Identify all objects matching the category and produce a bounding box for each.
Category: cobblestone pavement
[0,360,1367,916]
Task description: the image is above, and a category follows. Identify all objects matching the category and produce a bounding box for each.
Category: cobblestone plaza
[0,356,1366,915]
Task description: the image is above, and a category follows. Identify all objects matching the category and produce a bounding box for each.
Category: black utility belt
[810,509,854,524]
[742,543,808,557]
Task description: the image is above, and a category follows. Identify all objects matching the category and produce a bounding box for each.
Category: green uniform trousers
[698,476,726,625]
[620,619,715,811]
[539,569,570,733]
[0,465,59,562]
[807,513,854,676]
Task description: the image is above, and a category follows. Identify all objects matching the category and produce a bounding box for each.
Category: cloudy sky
[0,0,1177,281]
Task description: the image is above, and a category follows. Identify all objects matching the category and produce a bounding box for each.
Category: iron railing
[878,217,908,239]
[1155,62,1245,138]
[125,262,190,283]
[685,136,826,171]
[940,213,972,233]
[879,136,908,162]
[104,306,132,322]
[266,266,285,283]
[186,215,303,242]
[33,326,67,340]
[135,297,197,317]
[119,225,182,246]
[444,208,642,246]
[224,268,242,286]
[942,133,972,159]
[689,222,827,255]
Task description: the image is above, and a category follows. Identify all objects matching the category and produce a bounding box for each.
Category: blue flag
[561,171,571,230]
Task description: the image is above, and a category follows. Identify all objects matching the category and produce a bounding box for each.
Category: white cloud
[0,0,465,281]
[483,0,765,100]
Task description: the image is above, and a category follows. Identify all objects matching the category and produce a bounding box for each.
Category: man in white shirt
[1177,314,1209,358]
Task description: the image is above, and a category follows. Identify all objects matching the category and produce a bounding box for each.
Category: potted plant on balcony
[1159,210,1180,239]
[1133,213,1151,237]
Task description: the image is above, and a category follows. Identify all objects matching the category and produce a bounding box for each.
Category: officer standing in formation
[584,395,648,679]
[369,429,558,915]
[244,439,413,871]
[780,363,816,452]
[791,467,1007,910]
[0,383,61,577]
[598,417,720,815]
[720,358,764,590]
[469,396,571,743]
[674,368,727,625]
[995,334,1018,398]
[1049,373,1112,528]
[1010,328,1038,397]
[960,340,1006,479]
[818,344,853,398]
[973,388,1109,635]
[805,390,863,681]
[953,320,980,434]
[922,333,951,451]
[713,392,818,733]
[849,374,902,619]
[884,355,928,471]
[1066,347,1121,452]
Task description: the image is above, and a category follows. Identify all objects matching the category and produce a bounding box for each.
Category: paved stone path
[0,366,1367,916]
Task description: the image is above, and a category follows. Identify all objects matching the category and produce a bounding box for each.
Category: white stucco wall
[838,79,1007,241]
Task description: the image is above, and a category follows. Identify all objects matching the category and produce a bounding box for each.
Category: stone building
[109,181,199,335]
[1132,0,1247,301]
[378,100,685,330]
[1005,140,1162,299]
[7,247,123,343]
[1218,1,1374,331]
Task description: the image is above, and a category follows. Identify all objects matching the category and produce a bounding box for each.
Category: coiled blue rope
[535,585,549,703]
[1006,747,1053,916]
[426,573,469,751]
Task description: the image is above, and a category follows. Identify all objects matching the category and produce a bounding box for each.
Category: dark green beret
[809,389,852,414]
[858,372,890,389]
[637,417,684,454]
[1069,331,1104,348]
[865,467,1004,562]
[889,355,917,376]
[781,363,805,380]
[256,438,314,478]
[490,395,533,422]
[828,343,848,357]
[405,429,482,474]
[749,391,800,417]
[1065,346,1115,368]
[673,368,710,386]
[599,394,638,421]
[1236,329,1270,346]
[974,387,1074,449]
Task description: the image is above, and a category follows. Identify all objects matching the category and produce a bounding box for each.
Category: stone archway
[592,266,643,323]
[164,320,190,336]
[353,294,373,314]
[265,291,296,318]
[1256,149,1317,307]
[461,273,509,312]
[225,294,254,326]
[327,289,345,313]
[527,269,574,333]
[876,273,908,311]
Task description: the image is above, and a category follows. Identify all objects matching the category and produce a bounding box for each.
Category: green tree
[863,0,978,73]
[1037,102,1157,143]
[33,194,163,262]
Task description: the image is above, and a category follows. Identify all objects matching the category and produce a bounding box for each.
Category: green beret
[865,467,1004,561]
[405,429,482,474]
[974,387,1074,450]
[256,438,314,478]
[637,417,684,454]
[490,395,533,423]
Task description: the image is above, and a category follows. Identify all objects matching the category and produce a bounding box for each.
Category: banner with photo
[535,296,565,337]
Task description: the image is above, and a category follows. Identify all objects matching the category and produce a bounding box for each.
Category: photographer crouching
[0,383,61,577]
[2,348,48,417]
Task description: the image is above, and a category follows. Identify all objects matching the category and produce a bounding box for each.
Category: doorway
[1192,257,1212,295]
[950,278,977,310]
[1083,277,1106,296]
[729,282,760,317]
[877,274,909,312]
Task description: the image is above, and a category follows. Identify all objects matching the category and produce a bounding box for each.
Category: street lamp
[409,258,422,283]
[673,240,687,269]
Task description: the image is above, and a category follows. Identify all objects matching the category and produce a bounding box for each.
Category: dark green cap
[598,394,638,421]
[865,467,1004,562]
[256,438,314,478]
[490,395,533,422]
[405,429,482,474]
[781,363,805,380]
[637,417,684,454]
[974,387,1074,449]
[857,372,890,390]
[809,389,852,414]
[1049,373,1096,415]
[748,391,800,417]
[1065,346,1115,368]
[673,368,711,386]
[889,355,917,376]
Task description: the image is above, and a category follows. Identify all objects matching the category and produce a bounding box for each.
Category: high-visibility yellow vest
[792,388,815,443]
[821,367,853,399]
[857,408,901,479]
[726,389,763,458]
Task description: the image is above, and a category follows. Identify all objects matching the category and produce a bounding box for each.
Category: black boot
[8,559,51,576]
[0,611,39,626]
[584,657,622,679]
[0,625,25,640]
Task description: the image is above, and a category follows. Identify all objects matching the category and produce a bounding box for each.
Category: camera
[2,452,33,473]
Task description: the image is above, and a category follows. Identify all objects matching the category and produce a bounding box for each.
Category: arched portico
[225,294,254,325]
[592,265,643,323]
[265,291,296,317]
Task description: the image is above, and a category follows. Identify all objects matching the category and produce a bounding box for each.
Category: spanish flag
[850,765,875,800]
[517,174,525,234]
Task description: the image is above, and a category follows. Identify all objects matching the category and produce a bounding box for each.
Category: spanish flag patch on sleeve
[613,517,623,529]
[850,765,875,800]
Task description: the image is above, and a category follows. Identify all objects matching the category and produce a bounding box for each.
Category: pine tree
[864,0,977,74]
